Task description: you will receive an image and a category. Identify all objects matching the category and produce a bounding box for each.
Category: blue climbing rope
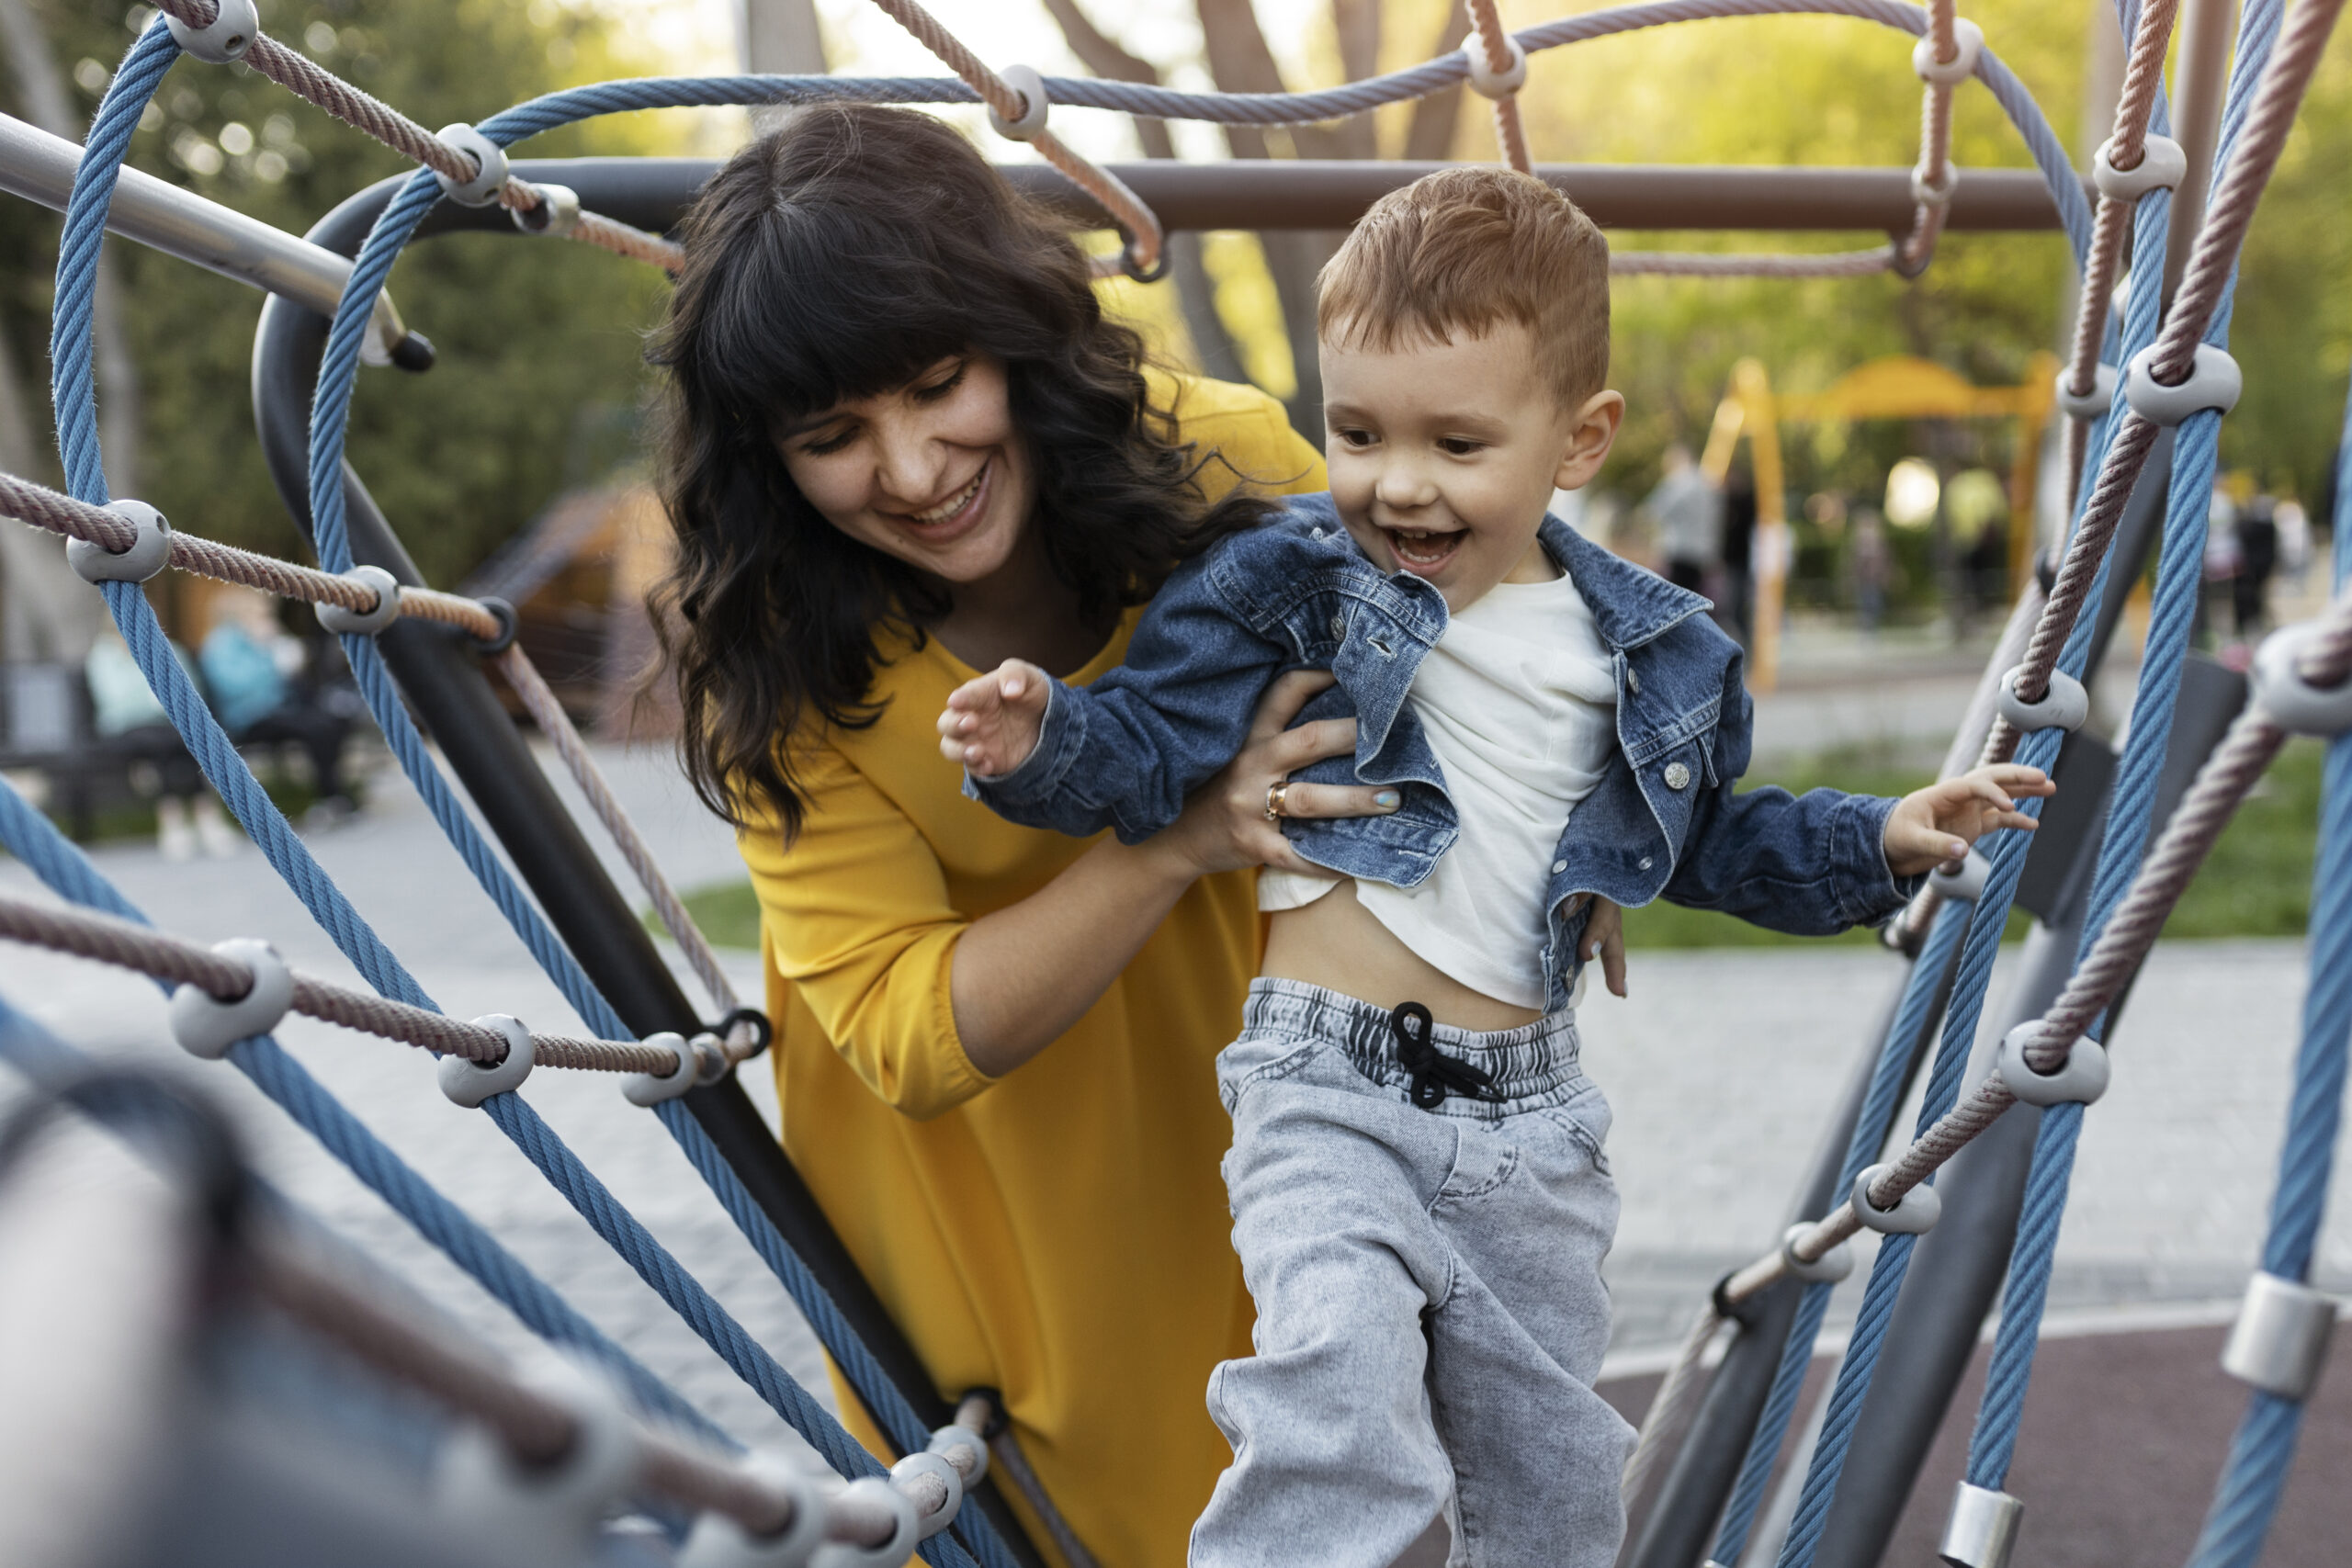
[1707,899,1973,1564]
[1960,0,2279,1494]
[52,37,986,1567]
[2177,352,2352,1568]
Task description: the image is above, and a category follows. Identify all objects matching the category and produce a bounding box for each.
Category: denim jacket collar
[1535,518,1713,651]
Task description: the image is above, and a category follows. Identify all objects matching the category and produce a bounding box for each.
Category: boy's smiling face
[1321,320,1623,614]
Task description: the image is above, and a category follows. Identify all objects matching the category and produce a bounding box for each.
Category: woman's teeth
[910,466,985,525]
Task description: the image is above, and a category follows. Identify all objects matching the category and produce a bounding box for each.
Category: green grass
[661,741,2329,952]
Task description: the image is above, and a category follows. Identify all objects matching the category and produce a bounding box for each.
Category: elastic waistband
[1240,976,1583,1111]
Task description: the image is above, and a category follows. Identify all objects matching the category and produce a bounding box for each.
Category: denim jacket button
[1665,761,1691,790]
[1639,855,1655,870]
[1626,667,1642,695]
[1329,613,1347,639]
[1551,859,1567,874]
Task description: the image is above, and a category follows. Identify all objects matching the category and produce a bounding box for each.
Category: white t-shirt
[1260,568,1620,1009]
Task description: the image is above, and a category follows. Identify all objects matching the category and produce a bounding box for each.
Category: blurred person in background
[2233,487,2278,637]
[2276,492,2312,593]
[1643,441,1722,596]
[85,629,238,860]
[199,587,361,826]
[1720,463,1758,646]
[1849,503,1892,637]
[2200,476,2242,650]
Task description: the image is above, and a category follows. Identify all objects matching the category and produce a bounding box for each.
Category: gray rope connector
[67,500,172,585]
[1465,32,1530,97]
[987,65,1050,141]
[889,1450,966,1540]
[1937,1481,2024,1568]
[926,1423,989,1486]
[437,1353,640,1551]
[1910,17,1984,86]
[2220,1271,2336,1399]
[1850,1163,1941,1235]
[621,1031,697,1106]
[1996,664,2088,733]
[440,1014,534,1107]
[168,937,292,1059]
[315,564,401,636]
[512,182,582,239]
[2251,621,2352,737]
[691,1031,733,1087]
[2092,132,2188,201]
[824,1476,922,1568]
[2053,363,2118,422]
[678,1450,828,1568]
[2123,341,2243,426]
[1996,1022,2109,1107]
[1781,1222,1854,1284]
[434,123,510,207]
[1929,848,1993,904]
[164,0,257,62]
[1910,161,1959,209]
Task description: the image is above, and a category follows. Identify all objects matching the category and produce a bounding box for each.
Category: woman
[651,106,1391,1566]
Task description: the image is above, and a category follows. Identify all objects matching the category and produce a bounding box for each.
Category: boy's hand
[938,659,1051,777]
[1573,894,1629,998]
[1882,763,2055,878]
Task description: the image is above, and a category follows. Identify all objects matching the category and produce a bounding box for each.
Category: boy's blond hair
[1317,166,1610,409]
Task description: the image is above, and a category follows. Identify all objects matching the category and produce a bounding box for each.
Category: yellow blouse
[739,370,1324,1568]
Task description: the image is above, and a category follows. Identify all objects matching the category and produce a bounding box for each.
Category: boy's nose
[1374,458,1440,512]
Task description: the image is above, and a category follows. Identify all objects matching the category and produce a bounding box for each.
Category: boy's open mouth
[1382,525,1464,575]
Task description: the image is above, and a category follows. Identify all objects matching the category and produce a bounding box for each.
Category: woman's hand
[1883,763,2055,877]
[1148,670,1400,881]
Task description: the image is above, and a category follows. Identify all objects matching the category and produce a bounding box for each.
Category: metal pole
[247,171,1046,1568]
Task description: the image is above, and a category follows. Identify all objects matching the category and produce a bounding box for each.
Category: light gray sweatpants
[1192,978,1634,1568]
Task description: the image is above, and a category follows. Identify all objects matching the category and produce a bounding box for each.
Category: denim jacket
[970,493,1917,1010]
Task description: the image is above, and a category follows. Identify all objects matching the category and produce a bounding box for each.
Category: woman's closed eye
[798,423,857,457]
[911,360,970,403]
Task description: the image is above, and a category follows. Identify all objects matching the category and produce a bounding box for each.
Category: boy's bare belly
[1261,879,1546,1032]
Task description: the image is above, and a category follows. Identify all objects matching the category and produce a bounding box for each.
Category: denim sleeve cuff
[1835,793,1925,926]
[962,678,1087,810]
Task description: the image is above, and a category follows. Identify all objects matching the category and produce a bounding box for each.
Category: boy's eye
[1334,427,1377,448]
[911,361,969,403]
[1437,437,1486,457]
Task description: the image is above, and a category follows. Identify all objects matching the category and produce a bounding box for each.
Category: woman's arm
[951,671,1389,1075]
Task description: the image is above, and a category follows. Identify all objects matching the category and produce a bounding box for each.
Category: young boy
[939,168,2049,1567]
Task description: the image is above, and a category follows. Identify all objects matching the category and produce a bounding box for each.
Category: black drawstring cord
[1389,1001,1500,1110]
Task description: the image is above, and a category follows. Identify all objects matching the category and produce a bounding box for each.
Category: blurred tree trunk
[741,0,826,132]
[0,0,141,502]
[1400,5,1472,162]
[1038,0,1249,388]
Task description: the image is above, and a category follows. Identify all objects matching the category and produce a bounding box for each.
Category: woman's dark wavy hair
[649,104,1277,835]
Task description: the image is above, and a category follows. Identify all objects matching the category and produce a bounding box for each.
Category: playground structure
[0,1,2346,1566]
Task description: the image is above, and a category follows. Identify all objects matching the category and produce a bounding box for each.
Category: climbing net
[0,0,2346,1563]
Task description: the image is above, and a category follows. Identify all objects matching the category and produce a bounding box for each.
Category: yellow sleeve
[737,740,992,1121]
[1153,370,1328,500]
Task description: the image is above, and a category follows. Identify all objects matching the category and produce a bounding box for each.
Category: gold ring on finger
[1263,780,1293,822]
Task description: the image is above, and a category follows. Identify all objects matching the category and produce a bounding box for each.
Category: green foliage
[0,0,673,588]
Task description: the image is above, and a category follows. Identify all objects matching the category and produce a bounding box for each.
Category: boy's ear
[1553,390,1625,492]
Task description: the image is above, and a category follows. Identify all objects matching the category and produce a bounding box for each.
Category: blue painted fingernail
[1374,790,1400,809]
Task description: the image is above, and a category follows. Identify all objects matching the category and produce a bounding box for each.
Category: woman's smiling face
[776,353,1037,583]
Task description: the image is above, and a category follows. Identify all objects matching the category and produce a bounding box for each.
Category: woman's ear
[1552,390,1625,492]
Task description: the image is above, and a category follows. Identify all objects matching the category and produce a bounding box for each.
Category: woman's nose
[869,420,944,506]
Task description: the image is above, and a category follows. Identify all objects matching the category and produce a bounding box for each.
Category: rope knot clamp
[1996,1022,2109,1106]
[164,0,257,62]
[1911,17,1984,87]
[315,563,401,636]
[926,1421,990,1486]
[440,1014,534,1107]
[1710,1269,1762,1328]
[2251,621,2352,737]
[168,937,292,1059]
[1120,237,1172,285]
[1928,848,1992,904]
[1781,1221,1854,1284]
[1850,1163,1940,1235]
[987,64,1051,141]
[715,1005,774,1061]
[511,182,582,239]
[471,595,520,654]
[1937,1482,2024,1568]
[688,1031,731,1087]
[824,1475,922,1567]
[621,1031,697,1106]
[2122,341,2242,426]
[1996,664,2088,733]
[678,1450,827,1568]
[2053,363,2119,422]
[888,1450,966,1540]
[2221,1271,2336,1399]
[434,123,510,208]
[2092,132,2188,203]
[436,1352,640,1550]
[1910,161,1959,209]
[1464,31,1530,98]
[67,500,172,585]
